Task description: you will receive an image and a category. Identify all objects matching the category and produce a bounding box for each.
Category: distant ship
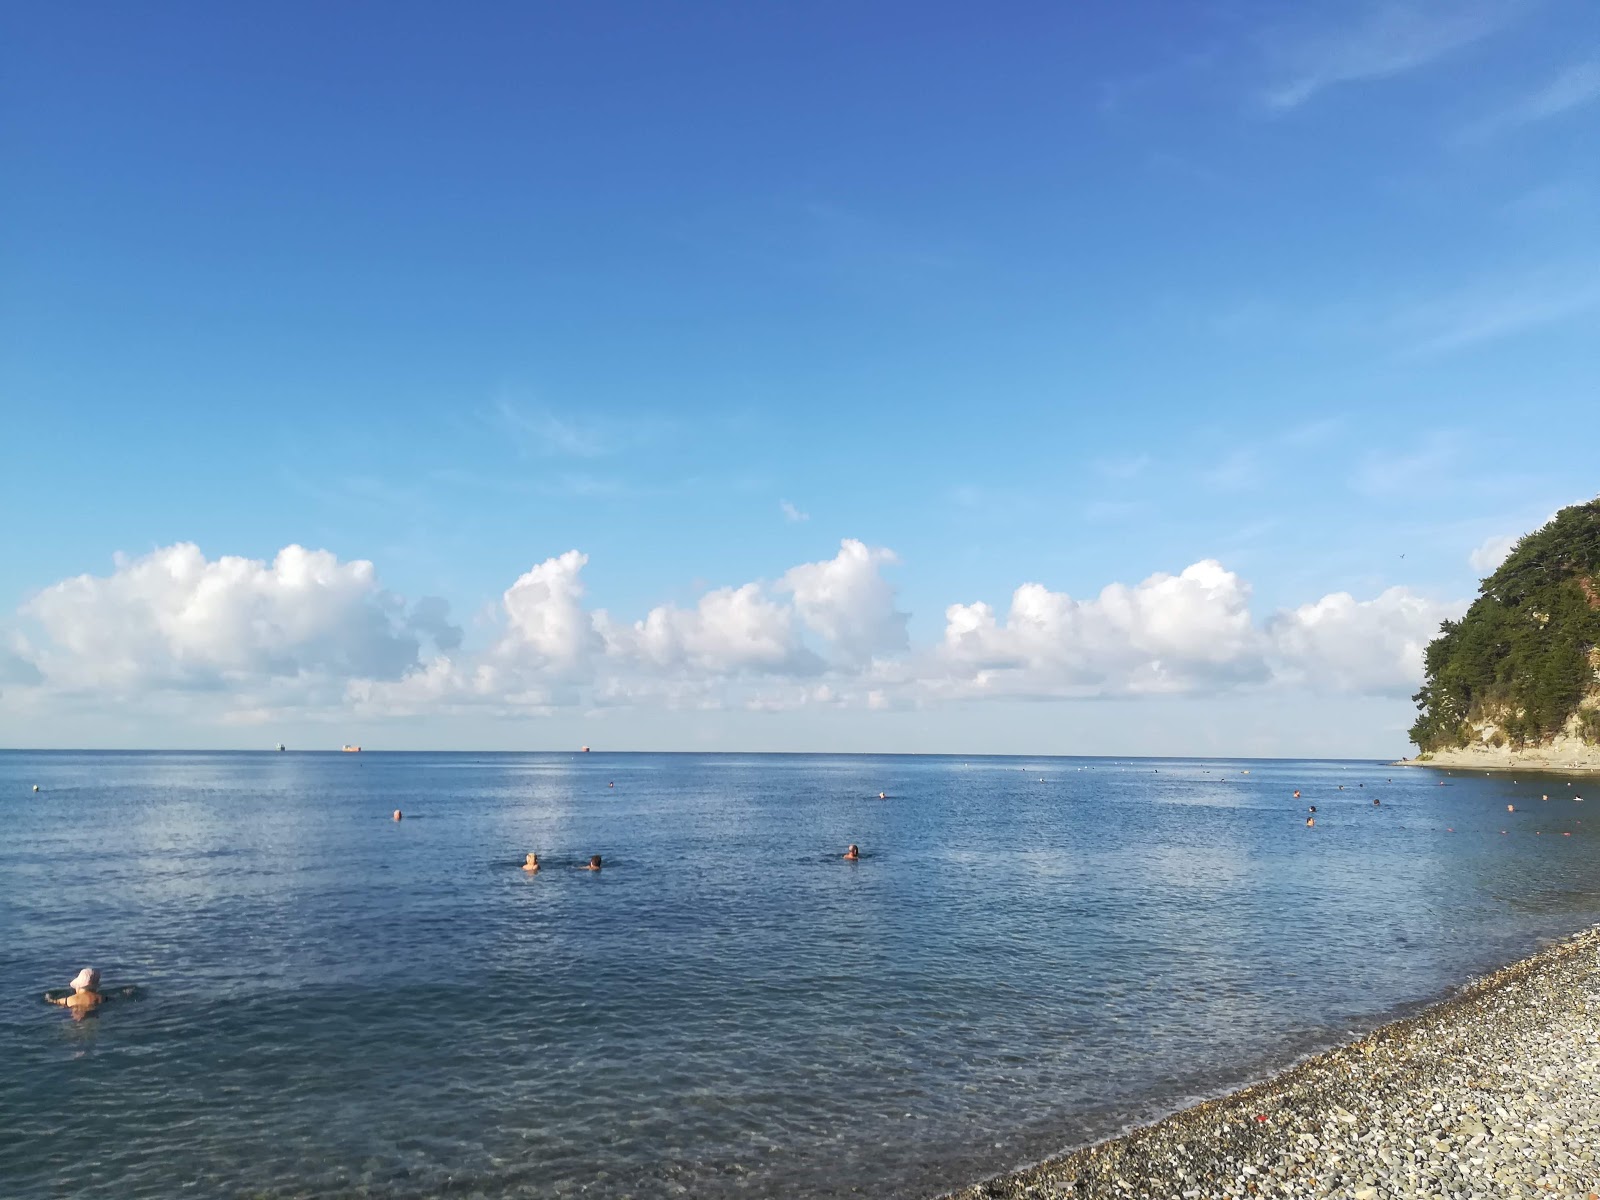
[342,745,362,753]
[581,745,591,753]
[276,743,286,752]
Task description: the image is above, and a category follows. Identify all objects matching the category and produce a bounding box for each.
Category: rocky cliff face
[1408,499,1600,767]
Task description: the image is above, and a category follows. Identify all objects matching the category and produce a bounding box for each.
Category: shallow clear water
[2,751,1597,1198]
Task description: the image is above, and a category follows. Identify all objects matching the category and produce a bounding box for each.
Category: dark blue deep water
[3,751,1599,1198]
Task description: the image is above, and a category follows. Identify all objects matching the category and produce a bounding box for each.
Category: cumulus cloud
[1267,587,1462,694]
[5,539,1460,727]
[500,550,601,671]
[779,539,907,663]
[600,583,817,676]
[20,543,441,694]
[1469,532,1519,573]
[779,500,809,523]
[935,560,1267,698]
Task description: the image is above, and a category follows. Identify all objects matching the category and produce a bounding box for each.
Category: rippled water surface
[3,751,1599,1198]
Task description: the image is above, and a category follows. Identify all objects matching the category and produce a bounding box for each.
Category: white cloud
[935,560,1267,698]
[20,543,447,695]
[1262,1,1522,111]
[1469,532,1520,573]
[779,500,809,523]
[6,541,1461,728]
[600,583,817,676]
[1460,59,1600,141]
[500,549,601,671]
[779,539,907,663]
[1267,587,1462,693]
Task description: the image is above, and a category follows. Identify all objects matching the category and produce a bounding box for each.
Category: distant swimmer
[584,855,603,871]
[523,853,540,873]
[879,792,887,800]
[1309,805,1317,813]
[392,809,403,821]
[1305,817,1315,827]
[1508,804,1515,813]
[843,844,860,861]
[1293,790,1301,799]
[1373,798,1381,806]
[45,968,109,1019]
[609,782,615,789]
[32,784,39,792]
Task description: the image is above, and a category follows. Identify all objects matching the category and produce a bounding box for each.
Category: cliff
[1405,498,1600,772]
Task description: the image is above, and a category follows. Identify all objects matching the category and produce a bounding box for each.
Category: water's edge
[942,921,1600,1197]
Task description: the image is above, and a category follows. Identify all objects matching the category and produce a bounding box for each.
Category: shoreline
[1394,746,1600,775]
[944,926,1600,1199]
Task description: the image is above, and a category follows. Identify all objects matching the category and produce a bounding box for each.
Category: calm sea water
[2,752,1598,1198]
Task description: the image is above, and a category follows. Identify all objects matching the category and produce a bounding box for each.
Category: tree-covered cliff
[1410,499,1600,752]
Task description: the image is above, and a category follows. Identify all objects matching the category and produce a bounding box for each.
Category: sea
[2,751,1597,1199]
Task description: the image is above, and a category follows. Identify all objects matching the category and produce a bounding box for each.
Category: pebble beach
[948,926,1600,1200]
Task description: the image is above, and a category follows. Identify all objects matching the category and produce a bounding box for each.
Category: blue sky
[3,0,1598,753]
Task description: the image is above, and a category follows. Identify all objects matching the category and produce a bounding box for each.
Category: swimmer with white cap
[46,968,108,1018]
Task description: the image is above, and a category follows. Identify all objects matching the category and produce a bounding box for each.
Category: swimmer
[1507,804,1515,813]
[1309,805,1317,813]
[393,809,402,821]
[1293,790,1301,799]
[843,844,860,861]
[523,853,540,873]
[878,792,886,800]
[584,854,603,871]
[1373,797,1380,806]
[609,782,614,789]
[1305,817,1315,827]
[46,968,107,1018]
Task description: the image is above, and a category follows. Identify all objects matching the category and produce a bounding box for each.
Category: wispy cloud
[779,500,809,523]
[493,400,612,457]
[1392,268,1600,356]
[1280,417,1344,448]
[1200,448,1259,492]
[1458,58,1600,142]
[1261,1,1523,111]
[1094,453,1153,481]
[1352,433,1462,497]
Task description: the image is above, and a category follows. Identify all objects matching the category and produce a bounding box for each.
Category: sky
[3,0,1598,754]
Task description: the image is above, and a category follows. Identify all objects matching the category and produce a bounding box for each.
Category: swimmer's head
[1305,817,1314,827]
[588,854,603,869]
[524,853,539,868]
[845,844,860,858]
[392,809,402,821]
[70,967,99,992]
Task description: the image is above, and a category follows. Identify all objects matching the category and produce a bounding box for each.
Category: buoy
[32,785,39,792]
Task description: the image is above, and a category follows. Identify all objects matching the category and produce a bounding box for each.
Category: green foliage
[1410,499,1600,751]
